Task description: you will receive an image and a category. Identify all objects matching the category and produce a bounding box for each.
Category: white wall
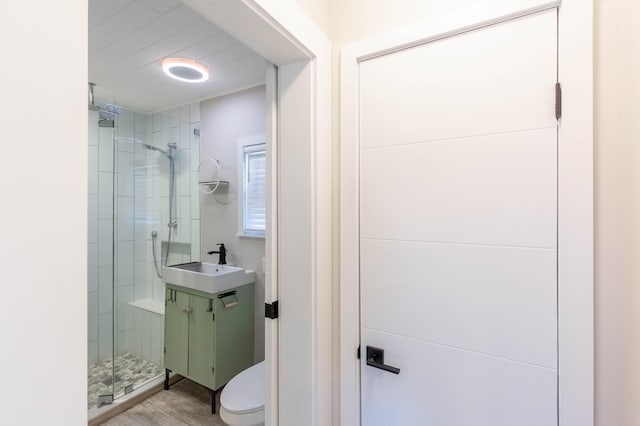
[0,0,87,424]
[329,0,636,425]
[200,85,267,361]
[594,1,626,424]
[292,0,330,35]
[626,1,640,420]
[595,0,640,424]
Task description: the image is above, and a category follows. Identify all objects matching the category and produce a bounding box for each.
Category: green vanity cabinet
[164,282,255,393]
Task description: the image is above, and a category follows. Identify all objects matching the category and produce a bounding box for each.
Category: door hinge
[212,313,215,322]
[357,345,361,360]
[265,301,279,319]
[555,82,562,120]
[212,366,215,374]
[163,346,166,354]
[97,394,114,407]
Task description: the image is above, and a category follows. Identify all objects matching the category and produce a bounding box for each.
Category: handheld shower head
[142,143,174,159]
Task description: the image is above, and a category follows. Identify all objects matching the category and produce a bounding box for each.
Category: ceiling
[89,0,266,113]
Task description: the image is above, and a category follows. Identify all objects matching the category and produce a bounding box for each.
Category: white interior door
[359,9,559,426]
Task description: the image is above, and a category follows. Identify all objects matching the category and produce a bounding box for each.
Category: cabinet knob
[182,306,193,314]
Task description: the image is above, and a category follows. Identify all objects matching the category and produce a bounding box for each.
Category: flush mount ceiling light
[161,58,209,83]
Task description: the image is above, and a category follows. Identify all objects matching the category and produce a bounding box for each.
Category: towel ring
[197,157,221,194]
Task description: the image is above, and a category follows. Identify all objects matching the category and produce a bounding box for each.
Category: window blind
[243,145,266,235]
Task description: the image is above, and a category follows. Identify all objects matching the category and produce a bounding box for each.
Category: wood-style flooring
[102,378,227,426]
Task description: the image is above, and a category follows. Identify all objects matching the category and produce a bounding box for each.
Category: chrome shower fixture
[146,141,178,278]
[142,143,176,159]
[88,82,122,117]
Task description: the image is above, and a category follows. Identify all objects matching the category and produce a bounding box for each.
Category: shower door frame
[180,1,333,425]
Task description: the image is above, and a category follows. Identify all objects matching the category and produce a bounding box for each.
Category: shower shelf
[199,180,229,192]
[128,299,165,316]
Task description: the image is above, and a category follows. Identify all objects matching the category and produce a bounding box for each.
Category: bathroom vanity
[162,262,255,414]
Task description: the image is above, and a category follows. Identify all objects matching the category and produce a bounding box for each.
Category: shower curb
[88,375,183,426]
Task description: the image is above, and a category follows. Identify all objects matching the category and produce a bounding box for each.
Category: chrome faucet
[207,243,227,264]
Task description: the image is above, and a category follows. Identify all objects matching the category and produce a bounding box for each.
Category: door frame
[180,1,332,425]
[340,1,593,425]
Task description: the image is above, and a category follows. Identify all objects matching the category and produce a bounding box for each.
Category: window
[238,139,266,237]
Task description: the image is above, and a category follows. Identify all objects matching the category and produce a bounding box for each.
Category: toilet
[220,361,265,426]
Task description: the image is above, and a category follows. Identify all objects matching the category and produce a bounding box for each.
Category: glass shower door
[88,98,201,414]
[87,107,116,409]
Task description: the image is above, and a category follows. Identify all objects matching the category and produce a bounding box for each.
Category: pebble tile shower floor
[88,353,164,409]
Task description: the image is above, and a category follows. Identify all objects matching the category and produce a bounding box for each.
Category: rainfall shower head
[88,82,122,116]
[143,143,175,159]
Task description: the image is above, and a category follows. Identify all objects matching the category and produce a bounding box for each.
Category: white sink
[162,262,255,294]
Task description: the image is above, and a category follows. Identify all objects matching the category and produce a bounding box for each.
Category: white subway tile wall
[98,265,113,315]
[88,292,98,342]
[98,219,113,266]
[98,312,113,361]
[88,111,99,145]
[88,243,99,292]
[117,196,134,241]
[99,128,114,172]
[88,195,99,243]
[134,261,148,300]
[116,241,134,287]
[88,340,99,367]
[88,146,99,194]
[117,152,135,196]
[189,103,200,123]
[98,172,114,219]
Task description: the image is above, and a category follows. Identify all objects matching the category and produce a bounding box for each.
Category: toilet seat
[220,361,265,426]
[219,407,264,426]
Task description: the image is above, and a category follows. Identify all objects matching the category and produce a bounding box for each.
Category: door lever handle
[366,346,400,375]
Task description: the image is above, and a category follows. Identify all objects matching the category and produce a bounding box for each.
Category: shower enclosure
[87,90,201,413]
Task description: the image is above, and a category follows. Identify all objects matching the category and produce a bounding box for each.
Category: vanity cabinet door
[188,294,216,390]
[164,288,189,376]
[213,284,255,389]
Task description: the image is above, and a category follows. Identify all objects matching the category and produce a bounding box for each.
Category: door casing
[179,1,333,425]
[340,1,593,425]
